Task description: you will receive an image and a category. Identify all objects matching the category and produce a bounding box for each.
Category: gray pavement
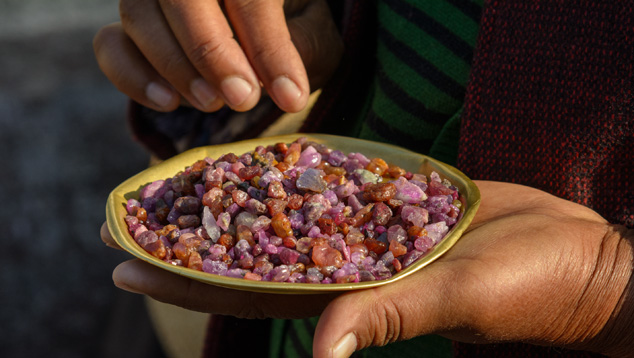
[0,1,167,357]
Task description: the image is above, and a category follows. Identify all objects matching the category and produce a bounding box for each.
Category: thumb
[312,268,458,358]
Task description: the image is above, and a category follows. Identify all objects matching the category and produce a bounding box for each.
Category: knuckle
[360,291,405,348]
[375,297,404,345]
[186,39,228,71]
[249,42,288,65]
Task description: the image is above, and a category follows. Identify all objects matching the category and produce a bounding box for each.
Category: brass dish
[106,134,480,294]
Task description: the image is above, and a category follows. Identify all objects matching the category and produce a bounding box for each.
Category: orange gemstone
[244,272,263,281]
[218,233,236,250]
[236,224,255,246]
[389,239,408,257]
[187,252,203,271]
[311,244,344,268]
[365,158,389,176]
[407,226,427,239]
[365,238,387,255]
[271,212,293,238]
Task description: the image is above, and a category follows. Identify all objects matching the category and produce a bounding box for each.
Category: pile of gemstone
[124,137,463,284]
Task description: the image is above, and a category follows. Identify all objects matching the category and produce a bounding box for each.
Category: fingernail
[220,76,253,107]
[146,82,174,108]
[333,332,357,358]
[271,76,302,110]
[190,78,218,109]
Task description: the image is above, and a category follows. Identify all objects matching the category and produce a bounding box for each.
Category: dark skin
[101,181,634,357]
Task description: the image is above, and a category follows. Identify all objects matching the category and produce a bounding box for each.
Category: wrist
[584,225,634,357]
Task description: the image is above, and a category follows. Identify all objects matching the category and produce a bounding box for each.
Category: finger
[113,259,338,318]
[312,266,460,358]
[119,0,225,112]
[101,221,123,250]
[471,181,606,227]
[157,0,262,111]
[286,0,344,91]
[93,23,181,111]
[224,0,310,112]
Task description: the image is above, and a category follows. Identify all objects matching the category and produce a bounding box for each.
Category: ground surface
[0,1,167,357]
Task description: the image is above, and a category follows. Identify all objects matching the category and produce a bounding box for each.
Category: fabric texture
[457,0,634,229]
[454,0,634,356]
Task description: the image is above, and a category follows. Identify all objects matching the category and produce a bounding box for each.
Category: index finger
[225,0,310,112]
[158,0,263,111]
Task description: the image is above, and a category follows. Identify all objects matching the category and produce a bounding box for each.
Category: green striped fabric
[272,0,482,356]
[358,0,482,165]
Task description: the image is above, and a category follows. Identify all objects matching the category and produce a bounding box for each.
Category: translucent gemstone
[326,150,346,167]
[345,227,364,245]
[364,237,387,255]
[296,168,327,193]
[202,259,228,275]
[264,198,287,217]
[271,212,293,238]
[202,207,221,242]
[234,211,257,228]
[216,212,231,231]
[424,221,449,243]
[295,237,312,254]
[402,249,425,267]
[231,190,248,207]
[140,180,167,201]
[279,248,301,265]
[311,244,344,268]
[333,179,356,199]
[296,146,322,168]
[207,244,227,260]
[303,201,326,223]
[283,143,301,165]
[270,265,291,282]
[414,236,434,252]
[363,182,397,202]
[217,233,235,250]
[236,224,255,246]
[386,224,407,244]
[187,252,203,270]
[371,202,392,226]
[244,199,268,215]
[389,240,408,257]
[244,272,262,281]
[392,176,427,204]
[352,169,380,185]
[267,180,287,199]
[251,216,271,233]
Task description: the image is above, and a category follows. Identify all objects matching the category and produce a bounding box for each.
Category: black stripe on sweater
[382,0,476,63]
[378,27,466,101]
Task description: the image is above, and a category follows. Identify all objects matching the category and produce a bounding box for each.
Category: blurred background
[0,0,166,357]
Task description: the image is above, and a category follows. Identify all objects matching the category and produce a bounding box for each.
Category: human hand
[312,181,634,357]
[100,222,340,318]
[100,181,634,357]
[93,0,343,113]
